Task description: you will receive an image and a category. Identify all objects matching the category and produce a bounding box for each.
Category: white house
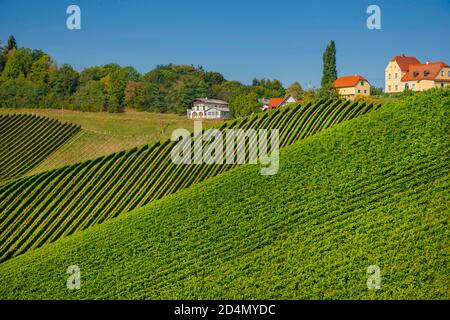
[187,98,230,120]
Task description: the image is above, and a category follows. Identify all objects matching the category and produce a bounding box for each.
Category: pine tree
[321,40,337,87]
[6,35,17,51]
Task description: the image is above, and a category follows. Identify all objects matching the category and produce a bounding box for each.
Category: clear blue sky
[1,0,449,88]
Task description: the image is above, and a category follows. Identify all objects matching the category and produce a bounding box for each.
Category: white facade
[187,98,230,120]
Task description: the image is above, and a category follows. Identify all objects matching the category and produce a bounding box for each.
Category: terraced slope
[0,114,80,181]
[0,89,447,300]
[0,99,379,262]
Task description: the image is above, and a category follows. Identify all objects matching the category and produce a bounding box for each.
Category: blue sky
[0,0,449,88]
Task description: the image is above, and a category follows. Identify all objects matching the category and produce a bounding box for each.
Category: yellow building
[333,75,371,100]
[385,55,420,93]
[385,55,450,93]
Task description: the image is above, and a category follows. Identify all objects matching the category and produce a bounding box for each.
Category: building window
[395,85,398,91]
[388,74,391,79]
[441,71,445,76]
[360,81,364,86]
[364,89,367,94]
[441,83,445,88]
[395,73,398,79]
[357,89,361,93]
[388,85,391,92]
[412,83,415,89]
[448,71,450,77]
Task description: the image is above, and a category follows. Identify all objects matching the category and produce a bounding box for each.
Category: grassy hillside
[0,89,447,299]
[0,114,80,181]
[0,99,376,262]
[0,108,213,173]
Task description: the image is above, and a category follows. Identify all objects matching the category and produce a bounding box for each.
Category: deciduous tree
[229,92,260,117]
[2,48,33,79]
[286,82,304,100]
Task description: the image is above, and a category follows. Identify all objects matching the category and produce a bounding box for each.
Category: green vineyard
[0,89,447,299]
[0,114,81,181]
[0,99,380,262]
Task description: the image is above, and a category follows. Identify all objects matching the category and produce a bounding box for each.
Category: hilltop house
[333,75,371,100]
[385,55,420,93]
[385,55,450,93]
[187,98,230,120]
[261,95,297,111]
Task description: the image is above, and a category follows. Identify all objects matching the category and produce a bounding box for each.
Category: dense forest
[0,35,312,116]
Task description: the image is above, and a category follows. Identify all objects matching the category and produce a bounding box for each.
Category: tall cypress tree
[0,40,4,72]
[321,40,337,87]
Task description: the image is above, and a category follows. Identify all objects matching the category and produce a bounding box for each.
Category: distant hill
[0,89,447,299]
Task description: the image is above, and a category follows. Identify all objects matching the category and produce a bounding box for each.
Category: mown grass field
[0,99,376,262]
[0,114,80,181]
[0,89,447,299]
[0,108,215,173]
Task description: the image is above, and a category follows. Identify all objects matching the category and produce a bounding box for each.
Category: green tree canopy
[29,54,54,85]
[286,82,304,100]
[2,48,33,79]
[171,77,209,114]
[204,71,225,86]
[251,78,285,98]
[49,64,79,98]
[126,81,166,112]
[78,66,103,85]
[106,66,140,112]
[229,92,260,117]
[0,40,298,115]
[0,78,45,108]
[72,80,106,112]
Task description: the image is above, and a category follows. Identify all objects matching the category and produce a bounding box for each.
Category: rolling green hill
[0,99,377,262]
[0,89,447,299]
[0,114,80,181]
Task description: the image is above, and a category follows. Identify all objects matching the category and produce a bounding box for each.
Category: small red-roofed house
[333,75,371,100]
[262,95,297,111]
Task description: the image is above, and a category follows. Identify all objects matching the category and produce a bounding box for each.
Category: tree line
[0,35,341,117]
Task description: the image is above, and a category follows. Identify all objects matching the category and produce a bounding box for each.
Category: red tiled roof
[391,55,421,71]
[333,75,367,88]
[269,98,285,109]
[401,62,449,82]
